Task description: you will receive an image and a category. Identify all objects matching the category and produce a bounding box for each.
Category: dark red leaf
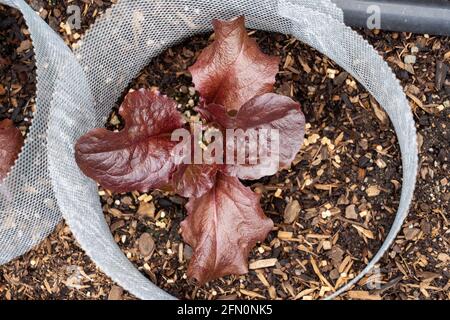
[172,164,219,198]
[189,16,279,111]
[201,93,305,179]
[180,173,273,284]
[75,89,184,193]
[0,119,24,181]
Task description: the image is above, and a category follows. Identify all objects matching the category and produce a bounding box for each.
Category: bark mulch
[0,1,448,300]
[0,5,35,136]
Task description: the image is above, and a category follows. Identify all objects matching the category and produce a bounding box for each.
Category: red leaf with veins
[189,16,279,111]
[172,164,219,198]
[0,119,24,181]
[75,89,184,193]
[200,93,305,179]
[181,173,273,284]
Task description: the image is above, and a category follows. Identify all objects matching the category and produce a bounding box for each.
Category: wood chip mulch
[0,5,35,136]
[0,1,448,300]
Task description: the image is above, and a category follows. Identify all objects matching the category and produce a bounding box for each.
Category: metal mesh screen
[0,0,74,264]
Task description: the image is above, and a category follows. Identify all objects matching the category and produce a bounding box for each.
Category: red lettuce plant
[0,119,24,182]
[75,16,305,285]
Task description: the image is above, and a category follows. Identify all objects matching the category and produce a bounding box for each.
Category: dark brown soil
[0,6,35,134]
[0,1,448,301]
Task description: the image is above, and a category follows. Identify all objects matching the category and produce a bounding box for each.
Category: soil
[0,5,35,135]
[0,1,448,300]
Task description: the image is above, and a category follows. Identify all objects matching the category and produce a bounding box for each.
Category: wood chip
[353,225,375,239]
[315,183,339,191]
[366,185,381,197]
[295,288,317,300]
[345,204,358,220]
[240,289,265,299]
[403,227,420,240]
[284,199,300,224]
[347,290,381,300]
[322,240,332,251]
[138,233,155,257]
[274,188,283,198]
[437,253,450,263]
[277,230,293,240]
[333,71,348,86]
[444,50,450,61]
[108,286,123,300]
[406,91,423,108]
[16,39,31,53]
[256,271,270,287]
[249,258,278,270]
[268,286,277,299]
[310,257,335,291]
[137,201,155,218]
[108,208,123,218]
[178,242,184,263]
[306,234,331,239]
[435,61,448,91]
[297,56,311,73]
[371,98,388,124]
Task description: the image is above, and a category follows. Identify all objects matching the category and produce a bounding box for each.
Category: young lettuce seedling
[75,16,305,285]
